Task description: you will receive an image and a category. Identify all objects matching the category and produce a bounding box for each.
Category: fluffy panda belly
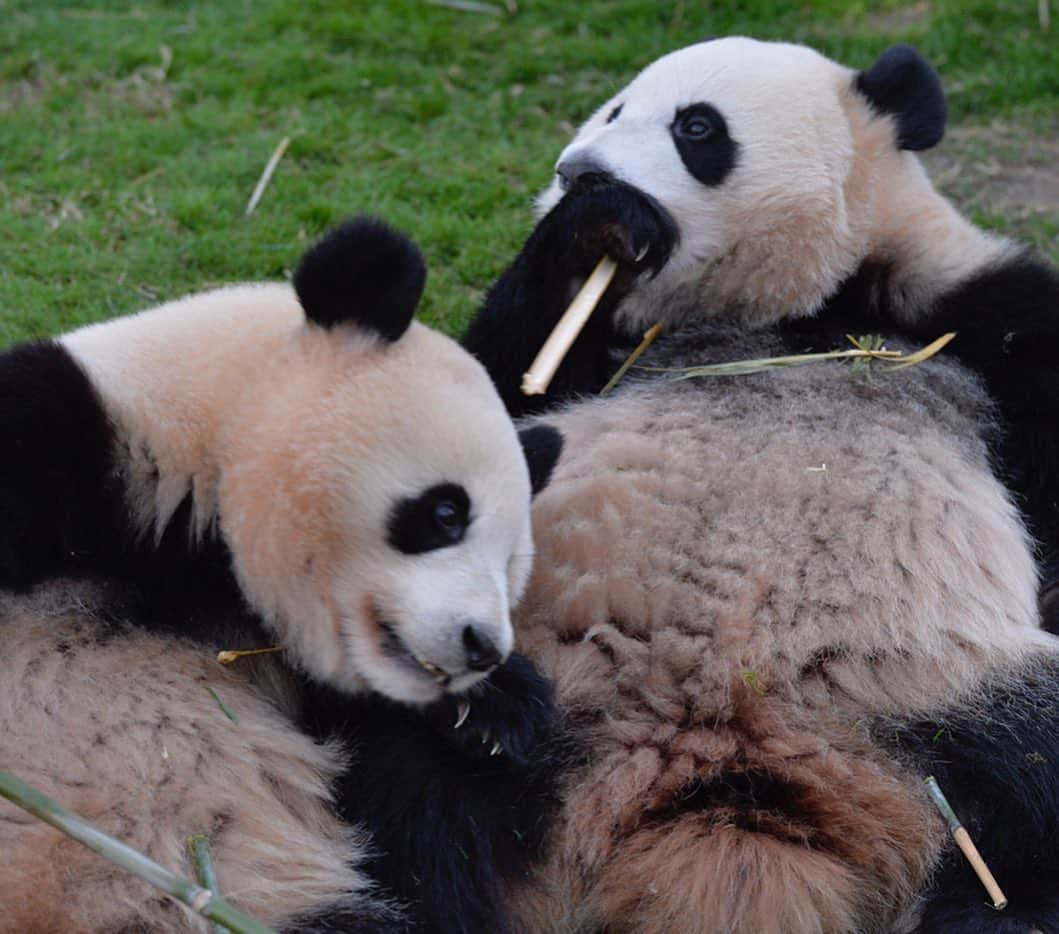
[0,583,385,934]
[509,326,1056,933]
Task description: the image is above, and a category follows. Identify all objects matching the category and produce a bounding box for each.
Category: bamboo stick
[188,835,226,934]
[0,768,277,933]
[924,776,1007,910]
[521,256,618,396]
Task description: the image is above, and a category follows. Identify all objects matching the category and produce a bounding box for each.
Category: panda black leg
[891,659,1059,932]
[297,656,577,934]
[462,181,678,415]
[282,901,413,934]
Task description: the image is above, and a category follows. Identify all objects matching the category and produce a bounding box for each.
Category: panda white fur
[0,218,567,932]
[463,39,1059,932]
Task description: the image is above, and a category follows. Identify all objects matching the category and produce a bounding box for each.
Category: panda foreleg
[301,653,575,934]
[462,182,677,415]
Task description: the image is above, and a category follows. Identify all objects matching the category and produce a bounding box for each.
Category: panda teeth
[414,654,448,682]
[374,609,449,684]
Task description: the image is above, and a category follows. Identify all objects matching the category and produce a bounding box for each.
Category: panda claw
[490,741,503,756]
[634,243,650,263]
[454,700,471,729]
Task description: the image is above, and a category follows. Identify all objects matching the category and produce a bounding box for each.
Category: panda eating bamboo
[463,37,1059,933]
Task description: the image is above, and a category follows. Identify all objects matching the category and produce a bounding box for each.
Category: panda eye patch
[670,102,739,187]
[387,483,471,555]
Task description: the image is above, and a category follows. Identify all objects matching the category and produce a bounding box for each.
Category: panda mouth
[372,605,452,687]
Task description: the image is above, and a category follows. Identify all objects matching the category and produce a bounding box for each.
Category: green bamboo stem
[0,767,276,934]
[188,834,226,934]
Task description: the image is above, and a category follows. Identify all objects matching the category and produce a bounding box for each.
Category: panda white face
[535,38,887,328]
[219,321,539,704]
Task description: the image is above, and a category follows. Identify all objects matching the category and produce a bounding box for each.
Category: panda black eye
[387,483,471,555]
[679,114,713,140]
[434,500,463,534]
[670,103,738,188]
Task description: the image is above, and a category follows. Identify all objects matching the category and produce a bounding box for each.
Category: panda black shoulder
[293,217,427,341]
[0,339,122,589]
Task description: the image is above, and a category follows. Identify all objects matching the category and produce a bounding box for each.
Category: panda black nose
[556,155,614,191]
[462,625,502,672]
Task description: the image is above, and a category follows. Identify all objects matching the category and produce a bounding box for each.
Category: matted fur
[0,584,391,934]
[505,329,1051,933]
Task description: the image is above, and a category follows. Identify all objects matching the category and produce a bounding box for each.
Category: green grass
[2,0,1058,345]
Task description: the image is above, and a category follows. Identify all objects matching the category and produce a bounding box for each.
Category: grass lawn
[2,0,1057,345]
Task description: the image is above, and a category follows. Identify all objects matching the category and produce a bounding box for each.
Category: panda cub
[464,39,1059,933]
[0,218,565,932]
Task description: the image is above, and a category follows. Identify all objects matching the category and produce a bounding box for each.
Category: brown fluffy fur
[0,584,394,934]
[506,331,1052,932]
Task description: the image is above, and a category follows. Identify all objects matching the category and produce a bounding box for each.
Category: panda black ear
[293,216,427,341]
[855,44,947,151]
[518,424,563,497]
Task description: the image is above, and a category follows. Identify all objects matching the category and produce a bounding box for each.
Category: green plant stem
[0,768,276,934]
[188,834,226,934]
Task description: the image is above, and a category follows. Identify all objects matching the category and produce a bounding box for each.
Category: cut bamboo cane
[521,256,618,396]
[924,776,1007,910]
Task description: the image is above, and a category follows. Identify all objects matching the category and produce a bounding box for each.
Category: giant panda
[0,217,567,932]
[462,39,1059,933]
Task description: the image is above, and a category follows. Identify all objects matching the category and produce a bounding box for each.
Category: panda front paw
[428,653,557,767]
[544,181,678,282]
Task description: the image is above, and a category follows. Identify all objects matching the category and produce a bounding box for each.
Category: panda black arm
[903,253,1059,595]
[462,182,677,416]
[0,339,126,589]
[299,654,577,934]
